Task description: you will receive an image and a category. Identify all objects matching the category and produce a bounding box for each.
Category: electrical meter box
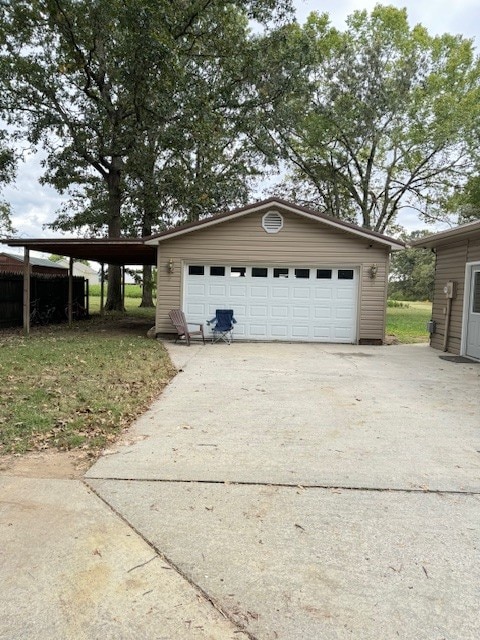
[443,281,456,299]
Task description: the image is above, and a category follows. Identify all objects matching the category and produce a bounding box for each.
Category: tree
[49,253,90,266]
[0,0,294,309]
[444,174,480,223]
[263,6,480,233]
[0,202,13,237]
[389,230,435,301]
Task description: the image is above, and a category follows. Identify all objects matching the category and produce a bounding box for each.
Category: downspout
[23,247,30,335]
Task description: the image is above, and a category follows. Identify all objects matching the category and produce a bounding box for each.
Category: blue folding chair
[207,309,236,344]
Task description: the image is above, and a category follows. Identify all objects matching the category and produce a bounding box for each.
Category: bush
[387,299,410,308]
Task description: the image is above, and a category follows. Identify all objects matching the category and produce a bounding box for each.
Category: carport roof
[5,238,157,265]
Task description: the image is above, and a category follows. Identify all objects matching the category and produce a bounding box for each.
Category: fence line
[0,272,87,327]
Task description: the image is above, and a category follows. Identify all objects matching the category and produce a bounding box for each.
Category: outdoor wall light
[167,258,174,274]
[369,263,378,279]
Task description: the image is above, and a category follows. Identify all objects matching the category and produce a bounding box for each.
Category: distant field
[386,300,432,343]
[89,283,148,299]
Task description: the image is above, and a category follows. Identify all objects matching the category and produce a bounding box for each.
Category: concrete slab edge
[83,478,258,640]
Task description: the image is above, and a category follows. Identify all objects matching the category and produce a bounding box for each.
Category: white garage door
[183,264,358,343]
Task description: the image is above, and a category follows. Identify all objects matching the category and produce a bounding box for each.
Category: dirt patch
[0,449,95,479]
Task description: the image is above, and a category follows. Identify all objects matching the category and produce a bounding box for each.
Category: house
[146,198,404,344]
[54,259,100,285]
[0,252,68,275]
[411,219,480,360]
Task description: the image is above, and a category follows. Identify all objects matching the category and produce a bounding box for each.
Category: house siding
[155,207,390,343]
[430,233,480,353]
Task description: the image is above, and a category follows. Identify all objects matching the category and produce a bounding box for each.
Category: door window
[472,272,480,313]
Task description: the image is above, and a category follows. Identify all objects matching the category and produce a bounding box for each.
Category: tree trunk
[139,180,155,308]
[140,264,154,307]
[105,163,125,311]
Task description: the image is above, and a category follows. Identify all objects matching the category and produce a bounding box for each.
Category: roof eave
[145,198,404,250]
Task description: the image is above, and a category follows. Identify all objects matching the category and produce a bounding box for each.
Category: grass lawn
[0,300,175,455]
[386,300,432,343]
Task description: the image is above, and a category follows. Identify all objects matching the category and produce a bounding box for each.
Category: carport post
[122,265,125,310]
[23,247,30,335]
[67,257,73,326]
[100,263,105,316]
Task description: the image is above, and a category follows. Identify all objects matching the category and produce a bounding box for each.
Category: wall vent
[262,210,283,234]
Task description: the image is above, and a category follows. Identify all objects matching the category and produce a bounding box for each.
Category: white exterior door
[465,266,480,360]
[183,264,358,343]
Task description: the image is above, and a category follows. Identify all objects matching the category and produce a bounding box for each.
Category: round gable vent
[262,210,284,234]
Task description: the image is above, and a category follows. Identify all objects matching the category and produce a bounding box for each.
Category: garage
[411,220,480,358]
[147,198,404,344]
[184,264,358,342]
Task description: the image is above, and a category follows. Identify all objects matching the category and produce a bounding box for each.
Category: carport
[5,238,156,334]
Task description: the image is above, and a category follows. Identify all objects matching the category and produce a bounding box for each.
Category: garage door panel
[250,306,268,317]
[230,285,247,296]
[186,283,206,296]
[250,324,268,336]
[291,325,309,337]
[314,288,333,300]
[184,264,357,343]
[250,286,268,298]
[292,307,310,319]
[271,325,288,337]
[272,287,289,299]
[315,307,333,319]
[336,287,355,299]
[271,306,288,318]
[291,287,311,299]
[186,302,207,316]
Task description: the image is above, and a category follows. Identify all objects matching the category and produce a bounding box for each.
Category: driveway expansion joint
[85,476,480,496]
[84,478,259,640]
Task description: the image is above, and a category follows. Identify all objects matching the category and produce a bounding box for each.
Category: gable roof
[410,219,480,249]
[144,198,405,250]
[0,252,67,270]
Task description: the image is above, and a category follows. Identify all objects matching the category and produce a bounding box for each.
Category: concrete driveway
[86,343,480,640]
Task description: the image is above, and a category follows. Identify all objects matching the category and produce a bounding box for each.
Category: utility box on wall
[443,280,456,299]
[426,319,437,334]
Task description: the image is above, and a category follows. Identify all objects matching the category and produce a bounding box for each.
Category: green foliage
[444,174,480,223]
[264,5,480,232]
[389,230,436,301]
[0,201,14,237]
[387,300,410,308]
[49,254,90,266]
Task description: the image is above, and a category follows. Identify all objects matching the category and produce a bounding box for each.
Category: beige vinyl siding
[155,208,390,342]
[430,234,480,353]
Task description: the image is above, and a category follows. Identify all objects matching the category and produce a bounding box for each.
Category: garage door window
[295,268,310,279]
[317,269,332,279]
[252,267,268,277]
[231,267,246,277]
[338,269,354,280]
[188,265,204,275]
[274,268,289,278]
[210,266,225,276]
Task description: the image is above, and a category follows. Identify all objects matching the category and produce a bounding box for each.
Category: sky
[2,0,480,257]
